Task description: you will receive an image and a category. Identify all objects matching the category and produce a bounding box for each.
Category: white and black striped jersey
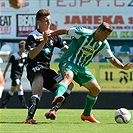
[9,52,27,79]
[25,29,67,69]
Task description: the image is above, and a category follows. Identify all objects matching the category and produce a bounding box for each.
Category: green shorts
[59,62,95,86]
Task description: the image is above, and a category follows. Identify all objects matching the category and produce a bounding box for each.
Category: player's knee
[95,86,101,95]
[64,71,74,79]
[91,86,101,96]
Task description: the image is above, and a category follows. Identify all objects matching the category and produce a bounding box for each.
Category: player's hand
[37,35,44,41]
[123,62,133,70]
[43,32,50,42]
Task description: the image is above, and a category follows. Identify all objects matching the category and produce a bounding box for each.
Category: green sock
[83,93,97,116]
[55,82,68,97]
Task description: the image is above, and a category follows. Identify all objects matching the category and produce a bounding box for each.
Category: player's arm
[49,27,84,39]
[50,28,69,37]
[3,62,10,78]
[28,32,49,59]
[60,41,69,52]
[3,54,13,78]
[109,57,133,70]
[100,41,133,70]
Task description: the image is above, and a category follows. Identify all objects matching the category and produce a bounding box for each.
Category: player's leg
[22,73,43,124]
[45,63,74,120]
[17,84,27,108]
[52,82,74,106]
[45,82,74,120]
[60,82,73,106]
[52,62,74,103]
[1,79,17,108]
[54,71,74,98]
[81,79,100,123]
[73,67,100,123]
[0,69,4,105]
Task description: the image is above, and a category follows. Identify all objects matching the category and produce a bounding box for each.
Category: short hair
[36,9,50,21]
[19,40,26,48]
[98,22,113,33]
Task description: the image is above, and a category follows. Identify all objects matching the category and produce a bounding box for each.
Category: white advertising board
[0,0,133,40]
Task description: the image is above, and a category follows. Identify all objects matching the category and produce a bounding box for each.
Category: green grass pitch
[0,109,133,133]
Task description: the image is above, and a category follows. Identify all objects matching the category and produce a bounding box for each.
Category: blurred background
[0,0,133,108]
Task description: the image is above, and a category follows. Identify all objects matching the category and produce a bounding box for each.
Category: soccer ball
[114,108,131,124]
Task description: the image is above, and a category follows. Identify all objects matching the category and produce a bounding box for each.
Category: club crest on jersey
[42,48,50,55]
[18,63,23,67]
[82,45,94,55]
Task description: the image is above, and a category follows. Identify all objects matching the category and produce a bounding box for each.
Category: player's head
[36,9,51,31]
[94,22,113,42]
[18,40,26,52]
[9,0,23,9]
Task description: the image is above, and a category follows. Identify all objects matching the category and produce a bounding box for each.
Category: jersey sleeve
[99,40,114,59]
[25,35,36,51]
[53,36,68,49]
[68,26,93,39]
[9,55,15,63]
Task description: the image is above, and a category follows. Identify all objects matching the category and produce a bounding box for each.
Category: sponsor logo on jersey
[82,45,94,55]
[42,48,50,55]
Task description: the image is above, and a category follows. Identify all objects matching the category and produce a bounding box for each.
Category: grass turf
[0,109,133,133]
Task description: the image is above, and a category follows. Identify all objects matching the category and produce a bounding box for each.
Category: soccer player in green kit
[46,22,133,123]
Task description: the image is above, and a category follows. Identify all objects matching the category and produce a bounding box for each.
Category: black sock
[52,105,59,111]
[27,96,39,120]
[18,95,27,108]
[1,93,12,107]
[63,92,69,99]
[52,92,70,111]
[62,92,69,106]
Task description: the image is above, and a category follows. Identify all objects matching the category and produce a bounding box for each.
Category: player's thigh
[32,73,44,95]
[74,67,95,86]
[59,62,75,84]
[83,80,101,96]
[43,69,62,92]
[59,62,76,76]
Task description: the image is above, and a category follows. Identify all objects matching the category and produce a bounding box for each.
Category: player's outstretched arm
[122,62,133,70]
[49,28,69,37]
[109,57,133,70]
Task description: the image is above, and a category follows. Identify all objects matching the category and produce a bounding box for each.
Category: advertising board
[0,0,133,40]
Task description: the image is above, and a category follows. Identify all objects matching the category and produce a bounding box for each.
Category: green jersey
[60,26,114,67]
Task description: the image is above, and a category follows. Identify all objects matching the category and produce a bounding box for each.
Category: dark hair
[19,40,26,48]
[36,9,50,21]
[98,22,113,33]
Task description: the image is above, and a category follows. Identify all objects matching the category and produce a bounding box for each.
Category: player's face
[9,0,23,9]
[38,15,51,31]
[19,46,25,53]
[95,29,111,42]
